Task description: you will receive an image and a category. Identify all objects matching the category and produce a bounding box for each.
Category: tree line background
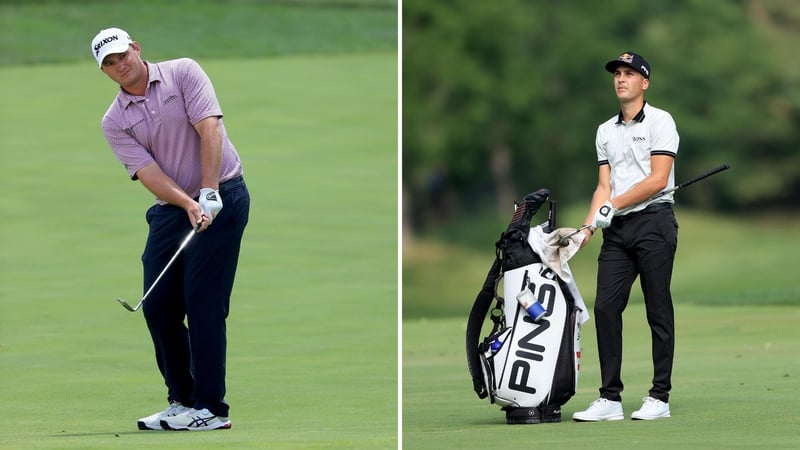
[403,0,799,233]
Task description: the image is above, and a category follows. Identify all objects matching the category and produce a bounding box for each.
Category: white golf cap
[91,27,134,67]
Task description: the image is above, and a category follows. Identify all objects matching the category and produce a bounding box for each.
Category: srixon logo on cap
[94,34,120,56]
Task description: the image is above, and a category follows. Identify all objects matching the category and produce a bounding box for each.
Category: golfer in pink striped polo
[94,27,250,431]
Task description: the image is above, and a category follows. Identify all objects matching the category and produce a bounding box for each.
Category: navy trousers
[141,176,249,417]
[594,204,678,404]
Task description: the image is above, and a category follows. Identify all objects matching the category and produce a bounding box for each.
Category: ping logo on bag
[508,317,550,394]
[507,267,559,394]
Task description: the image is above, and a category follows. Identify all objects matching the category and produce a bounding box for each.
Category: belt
[619,202,671,219]
[218,175,244,193]
[190,176,244,202]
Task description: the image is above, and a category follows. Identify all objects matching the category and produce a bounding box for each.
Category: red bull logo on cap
[605,51,650,78]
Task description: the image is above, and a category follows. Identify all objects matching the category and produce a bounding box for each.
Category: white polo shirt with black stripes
[595,101,679,214]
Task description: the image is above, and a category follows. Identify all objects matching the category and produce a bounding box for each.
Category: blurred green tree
[403,0,800,232]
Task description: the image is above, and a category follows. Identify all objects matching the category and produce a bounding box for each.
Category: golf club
[116,223,200,312]
[558,224,593,244]
[558,163,730,245]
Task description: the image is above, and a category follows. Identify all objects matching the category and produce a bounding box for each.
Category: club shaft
[140,228,196,303]
[651,163,729,199]
[560,163,730,245]
[558,224,591,245]
[120,225,199,312]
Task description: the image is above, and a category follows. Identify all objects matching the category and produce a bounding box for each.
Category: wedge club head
[116,297,141,312]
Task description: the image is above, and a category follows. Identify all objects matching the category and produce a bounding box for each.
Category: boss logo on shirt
[632,136,646,142]
[163,95,178,105]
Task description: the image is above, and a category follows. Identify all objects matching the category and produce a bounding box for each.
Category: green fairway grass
[0,51,397,449]
[403,305,800,449]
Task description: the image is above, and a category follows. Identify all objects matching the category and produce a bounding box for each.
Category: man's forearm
[136,162,195,209]
[195,117,223,190]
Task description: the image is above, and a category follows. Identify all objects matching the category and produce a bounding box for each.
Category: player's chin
[616,91,638,102]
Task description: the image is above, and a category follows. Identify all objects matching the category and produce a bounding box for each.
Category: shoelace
[164,402,187,416]
[640,397,662,409]
[185,408,214,417]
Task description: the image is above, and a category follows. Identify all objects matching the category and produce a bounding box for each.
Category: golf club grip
[651,163,730,199]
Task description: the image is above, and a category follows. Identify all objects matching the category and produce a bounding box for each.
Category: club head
[116,297,140,312]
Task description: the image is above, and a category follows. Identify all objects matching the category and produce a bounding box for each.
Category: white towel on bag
[527,225,590,325]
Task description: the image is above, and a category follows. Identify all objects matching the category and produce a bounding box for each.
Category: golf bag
[466,188,585,424]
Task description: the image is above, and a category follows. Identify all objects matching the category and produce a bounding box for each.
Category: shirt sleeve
[101,115,155,180]
[650,112,679,157]
[595,126,609,165]
[177,58,224,124]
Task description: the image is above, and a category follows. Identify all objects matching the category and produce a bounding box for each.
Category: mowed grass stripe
[0,0,397,66]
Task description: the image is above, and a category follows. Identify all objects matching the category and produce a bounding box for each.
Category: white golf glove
[592,200,616,229]
[199,188,223,225]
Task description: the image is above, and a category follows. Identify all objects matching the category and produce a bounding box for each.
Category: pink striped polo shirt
[101,58,242,203]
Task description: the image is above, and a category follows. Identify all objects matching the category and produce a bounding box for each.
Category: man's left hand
[592,200,616,228]
[199,188,223,225]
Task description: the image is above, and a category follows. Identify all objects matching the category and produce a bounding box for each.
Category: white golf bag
[466,189,587,424]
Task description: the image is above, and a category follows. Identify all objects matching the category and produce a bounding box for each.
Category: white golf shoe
[572,398,624,421]
[137,401,190,430]
[631,396,671,420]
[160,407,232,431]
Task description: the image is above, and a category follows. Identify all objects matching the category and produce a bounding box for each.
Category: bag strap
[466,258,503,398]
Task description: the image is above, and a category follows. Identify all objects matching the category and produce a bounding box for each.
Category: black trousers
[141,176,249,417]
[594,204,678,403]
